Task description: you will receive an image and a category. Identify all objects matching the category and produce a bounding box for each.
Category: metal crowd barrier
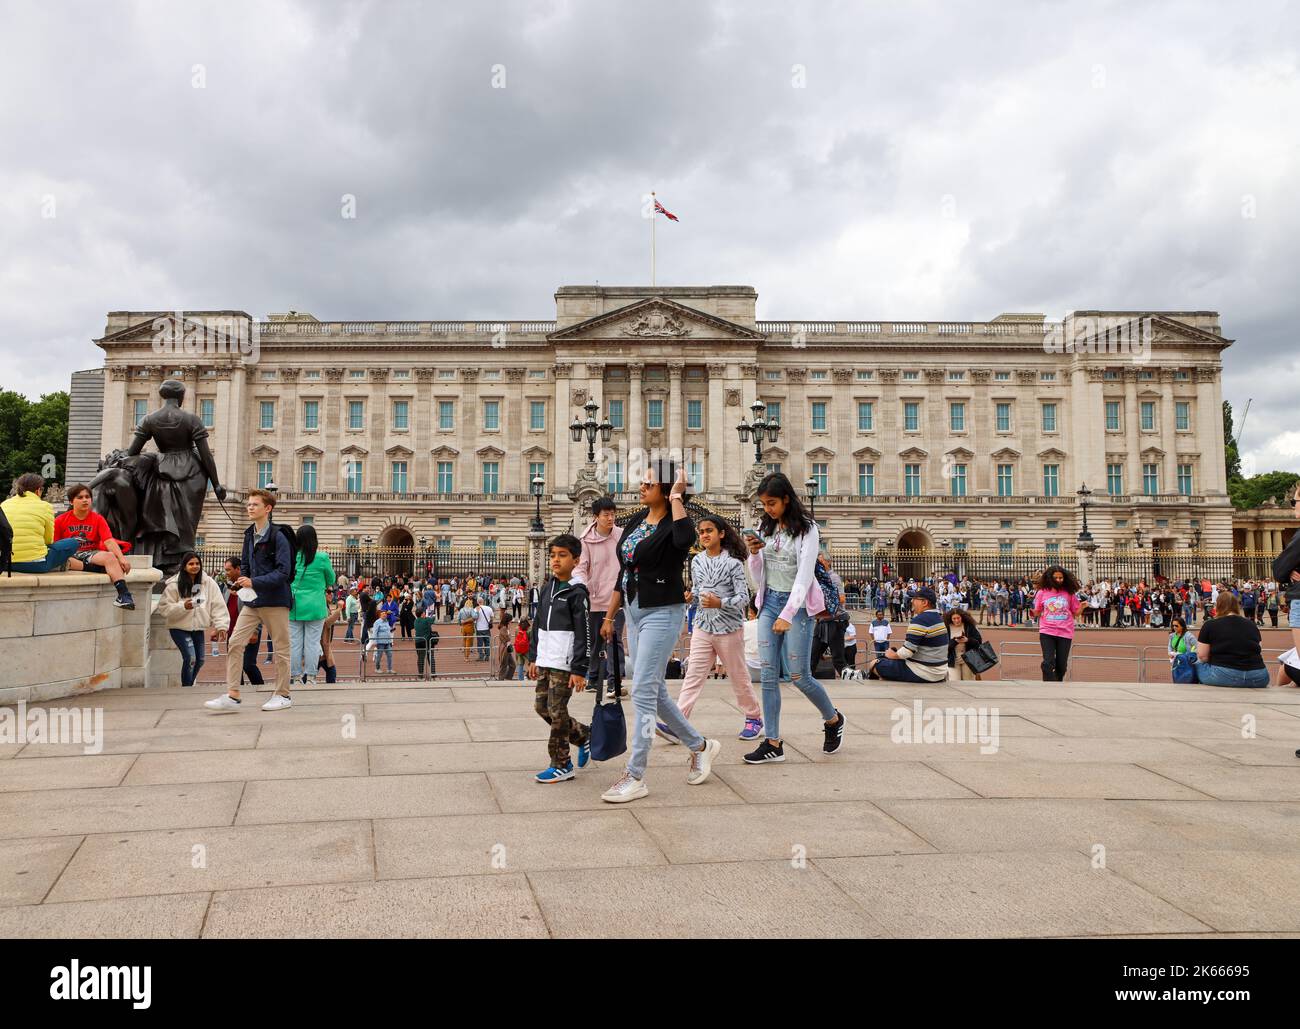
[995,640,1143,682]
[1139,646,1291,685]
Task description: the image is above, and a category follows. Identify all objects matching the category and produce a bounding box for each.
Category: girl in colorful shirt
[1032,565,1083,681]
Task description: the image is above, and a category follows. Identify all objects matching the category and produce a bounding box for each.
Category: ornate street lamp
[736,399,781,466]
[1076,483,1094,543]
[805,476,819,521]
[570,399,614,465]
[531,474,546,533]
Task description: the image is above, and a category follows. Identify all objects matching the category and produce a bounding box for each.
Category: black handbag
[588,642,627,762]
[962,640,998,675]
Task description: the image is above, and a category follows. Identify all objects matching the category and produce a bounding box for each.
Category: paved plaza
[2,676,1300,938]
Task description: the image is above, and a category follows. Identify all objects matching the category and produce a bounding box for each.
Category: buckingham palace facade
[81,284,1236,557]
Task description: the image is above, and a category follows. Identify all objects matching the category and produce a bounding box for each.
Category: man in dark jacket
[205,488,294,713]
[527,534,592,782]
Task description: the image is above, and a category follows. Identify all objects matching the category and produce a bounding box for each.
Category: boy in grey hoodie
[573,496,625,690]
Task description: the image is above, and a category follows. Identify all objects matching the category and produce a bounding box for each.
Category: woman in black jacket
[1274,488,1300,658]
[943,609,984,680]
[598,461,720,804]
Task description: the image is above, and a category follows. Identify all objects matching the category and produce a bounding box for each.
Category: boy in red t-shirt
[54,484,135,609]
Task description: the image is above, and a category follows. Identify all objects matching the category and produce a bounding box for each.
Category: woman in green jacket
[289,525,336,686]
[1167,617,1196,668]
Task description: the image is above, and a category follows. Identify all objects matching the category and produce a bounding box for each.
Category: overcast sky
[2,0,1297,478]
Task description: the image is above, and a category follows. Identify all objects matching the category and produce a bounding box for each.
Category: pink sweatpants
[676,627,761,720]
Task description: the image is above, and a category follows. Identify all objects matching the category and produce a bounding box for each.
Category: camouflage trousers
[534,667,590,767]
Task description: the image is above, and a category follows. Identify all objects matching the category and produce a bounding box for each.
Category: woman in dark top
[943,609,984,680]
[598,461,720,804]
[1195,592,1269,687]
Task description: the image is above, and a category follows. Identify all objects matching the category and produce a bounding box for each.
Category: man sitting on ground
[866,586,950,683]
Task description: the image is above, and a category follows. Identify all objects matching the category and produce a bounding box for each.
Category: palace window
[687,399,703,430]
[1041,403,1057,432]
[1178,465,1193,496]
[857,463,875,496]
[257,461,273,488]
[436,462,454,493]
[260,401,275,430]
[391,461,408,493]
[1105,401,1120,431]
[300,461,317,492]
[949,402,965,432]
[1043,464,1060,497]
[529,461,546,488]
[904,463,921,496]
[811,463,828,496]
[1107,463,1123,495]
[811,402,827,432]
[996,403,1011,432]
[348,401,364,430]
[132,399,147,426]
[392,401,409,430]
[997,465,1014,497]
[1175,401,1190,431]
[1143,464,1159,495]
[303,400,319,430]
[903,402,919,431]
[345,460,363,493]
[483,401,500,431]
[607,461,624,494]
[200,399,214,428]
[857,402,874,431]
[607,399,624,429]
[647,399,664,429]
[1140,401,1155,431]
[530,401,546,431]
[438,401,454,430]
[482,462,499,494]
[950,464,967,496]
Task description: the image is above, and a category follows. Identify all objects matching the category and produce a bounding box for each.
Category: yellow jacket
[1,492,54,563]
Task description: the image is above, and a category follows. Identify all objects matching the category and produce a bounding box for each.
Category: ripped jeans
[758,589,837,740]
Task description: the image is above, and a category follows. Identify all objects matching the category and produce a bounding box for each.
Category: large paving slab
[203,875,547,938]
[5,676,1300,937]
[815,851,1212,937]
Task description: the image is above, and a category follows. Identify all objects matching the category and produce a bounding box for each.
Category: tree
[1223,400,1242,481]
[1230,470,1300,511]
[0,389,70,494]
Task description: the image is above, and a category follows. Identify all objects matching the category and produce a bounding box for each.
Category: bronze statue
[91,379,225,575]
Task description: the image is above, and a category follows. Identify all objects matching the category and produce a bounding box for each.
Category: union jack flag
[654,199,679,222]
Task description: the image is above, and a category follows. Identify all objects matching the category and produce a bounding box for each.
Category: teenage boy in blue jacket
[205,488,295,713]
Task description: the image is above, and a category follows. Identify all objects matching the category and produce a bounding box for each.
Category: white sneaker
[204,694,242,713]
[686,738,721,785]
[600,772,648,804]
[261,695,293,712]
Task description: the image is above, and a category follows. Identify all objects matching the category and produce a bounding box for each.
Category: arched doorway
[378,526,414,576]
[896,529,931,582]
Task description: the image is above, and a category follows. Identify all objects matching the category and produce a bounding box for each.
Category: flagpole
[651,191,656,287]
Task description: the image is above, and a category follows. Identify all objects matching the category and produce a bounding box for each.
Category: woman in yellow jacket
[2,474,82,573]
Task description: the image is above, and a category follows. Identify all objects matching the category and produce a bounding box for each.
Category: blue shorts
[1290,599,1300,629]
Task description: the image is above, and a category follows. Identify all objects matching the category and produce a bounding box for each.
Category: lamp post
[805,476,819,521]
[363,535,374,578]
[570,399,613,466]
[736,400,781,467]
[1191,526,1202,585]
[418,535,428,578]
[531,474,546,533]
[1076,483,1094,543]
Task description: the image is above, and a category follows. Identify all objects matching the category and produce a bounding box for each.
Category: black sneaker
[823,710,846,754]
[743,739,785,764]
[112,593,135,610]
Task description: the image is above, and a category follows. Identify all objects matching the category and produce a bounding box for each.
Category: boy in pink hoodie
[574,497,625,690]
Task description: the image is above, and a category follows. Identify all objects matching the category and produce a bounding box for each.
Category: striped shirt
[898,609,950,669]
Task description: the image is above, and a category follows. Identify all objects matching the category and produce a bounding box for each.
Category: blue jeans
[290,618,325,678]
[11,537,82,574]
[625,597,703,780]
[1196,663,1270,688]
[476,629,491,661]
[758,589,837,740]
[1289,600,1300,629]
[169,628,206,687]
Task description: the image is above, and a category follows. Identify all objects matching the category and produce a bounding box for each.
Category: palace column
[553,363,572,491]
[971,369,993,492]
[628,362,644,465]
[707,362,727,494]
[461,367,481,495]
[1123,368,1141,497]
[668,361,683,461]
[323,367,344,490]
[1159,369,1178,497]
[415,368,436,490]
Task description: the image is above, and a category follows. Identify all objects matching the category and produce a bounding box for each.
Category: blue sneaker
[577,742,591,769]
[655,722,680,745]
[535,763,575,783]
[739,717,763,740]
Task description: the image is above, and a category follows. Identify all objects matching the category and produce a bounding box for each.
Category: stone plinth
[0,564,163,703]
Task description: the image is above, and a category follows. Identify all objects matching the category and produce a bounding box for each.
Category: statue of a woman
[120,379,225,574]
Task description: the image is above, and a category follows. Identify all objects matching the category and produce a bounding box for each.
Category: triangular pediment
[431,445,460,458]
[1140,446,1166,460]
[249,444,279,458]
[295,444,323,458]
[476,444,507,458]
[1070,313,1231,349]
[521,445,551,458]
[806,446,836,460]
[853,445,882,460]
[549,297,764,342]
[991,447,1021,461]
[898,446,929,461]
[97,311,255,345]
[946,446,975,460]
[762,445,790,460]
[385,445,414,458]
[1037,447,1068,461]
[340,444,368,458]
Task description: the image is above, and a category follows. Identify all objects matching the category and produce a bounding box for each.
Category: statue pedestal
[0,562,164,704]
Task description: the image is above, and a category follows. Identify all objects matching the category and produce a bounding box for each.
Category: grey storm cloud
[1,0,1297,474]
